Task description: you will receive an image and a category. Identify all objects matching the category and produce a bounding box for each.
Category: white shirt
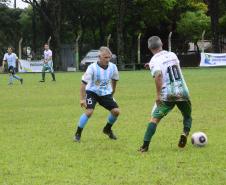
[44,49,53,67]
[149,50,189,101]
[44,49,52,60]
[3,53,18,68]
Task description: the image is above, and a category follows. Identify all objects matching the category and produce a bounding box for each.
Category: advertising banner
[19,60,43,72]
[200,53,226,67]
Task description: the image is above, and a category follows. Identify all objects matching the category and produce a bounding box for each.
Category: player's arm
[154,71,163,106]
[111,80,118,95]
[111,65,119,95]
[80,82,87,108]
[80,66,93,108]
[1,60,6,72]
[46,56,52,62]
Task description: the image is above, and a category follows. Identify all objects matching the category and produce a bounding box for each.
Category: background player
[139,36,192,152]
[2,47,23,85]
[40,43,56,82]
[74,46,120,142]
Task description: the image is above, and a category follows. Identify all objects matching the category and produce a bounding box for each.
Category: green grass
[0,68,226,185]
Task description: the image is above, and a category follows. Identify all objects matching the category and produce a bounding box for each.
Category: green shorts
[152,100,192,119]
[42,65,54,73]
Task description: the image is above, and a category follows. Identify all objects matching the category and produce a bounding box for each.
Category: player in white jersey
[39,44,56,82]
[139,36,192,152]
[2,47,23,85]
[74,46,120,142]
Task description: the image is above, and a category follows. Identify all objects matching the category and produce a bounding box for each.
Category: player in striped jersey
[74,46,120,142]
[2,47,23,85]
[139,36,192,152]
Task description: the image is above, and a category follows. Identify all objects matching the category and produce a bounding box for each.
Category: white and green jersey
[149,50,189,101]
[44,49,53,68]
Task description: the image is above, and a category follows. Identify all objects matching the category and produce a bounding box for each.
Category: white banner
[19,60,43,72]
[200,53,226,67]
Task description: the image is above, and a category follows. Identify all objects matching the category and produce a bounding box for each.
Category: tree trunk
[116,0,126,69]
[32,5,37,53]
[209,0,220,52]
[49,0,62,70]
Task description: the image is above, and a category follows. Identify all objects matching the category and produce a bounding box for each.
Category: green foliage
[219,14,226,36]
[1,69,226,184]
[176,11,210,43]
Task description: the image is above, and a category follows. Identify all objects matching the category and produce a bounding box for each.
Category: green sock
[144,122,157,143]
[42,72,45,81]
[183,116,192,135]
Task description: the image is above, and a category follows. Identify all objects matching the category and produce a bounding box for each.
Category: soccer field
[0,68,226,185]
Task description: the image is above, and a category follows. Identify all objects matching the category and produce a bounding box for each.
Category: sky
[10,0,28,9]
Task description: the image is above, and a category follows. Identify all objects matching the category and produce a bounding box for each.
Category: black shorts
[8,66,16,75]
[86,91,119,111]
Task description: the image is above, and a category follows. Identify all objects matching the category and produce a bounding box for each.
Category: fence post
[168,32,172,51]
[201,30,206,53]
[18,38,23,59]
[137,33,142,65]
[107,34,111,48]
[75,34,81,71]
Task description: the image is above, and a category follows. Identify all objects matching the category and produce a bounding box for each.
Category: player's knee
[150,117,161,124]
[85,109,94,117]
[111,108,120,117]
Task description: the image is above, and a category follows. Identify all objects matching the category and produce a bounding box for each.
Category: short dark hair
[8,46,13,50]
[44,43,49,46]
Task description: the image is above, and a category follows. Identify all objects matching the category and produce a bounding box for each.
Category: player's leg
[12,68,23,84]
[8,66,14,85]
[176,100,192,148]
[139,102,175,152]
[74,92,97,142]
[40,66,47,82]
[50,66,56,81]
[103,107,120,140]
[8,73,13,85]
[99,95,120,140]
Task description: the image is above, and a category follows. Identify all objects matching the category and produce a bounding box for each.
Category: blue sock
[13,75,21,80]
[107,114,117,125]
[78,114,89,128]
[8,75,13,84]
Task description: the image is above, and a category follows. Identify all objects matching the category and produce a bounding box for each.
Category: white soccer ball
[191,132,208,147]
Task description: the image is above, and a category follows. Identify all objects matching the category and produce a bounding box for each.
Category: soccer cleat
[20,78,23,84]
[178,133,187,148]
[74,133,81,142]
[103,128,117,140]
[39,80,45,82]
[52,79,56,82]
[138,146,149,153]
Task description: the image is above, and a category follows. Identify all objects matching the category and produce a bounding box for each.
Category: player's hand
[144,63,149,69]
[80,99,87,108]
[156,95,162,106]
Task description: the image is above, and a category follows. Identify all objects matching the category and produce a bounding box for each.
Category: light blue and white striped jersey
[3,53,18,68]
[82,62,119,96]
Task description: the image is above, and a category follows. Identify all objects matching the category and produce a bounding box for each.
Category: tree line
[0,0,226,69]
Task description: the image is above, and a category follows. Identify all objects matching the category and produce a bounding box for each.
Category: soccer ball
[191,132,208,147]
